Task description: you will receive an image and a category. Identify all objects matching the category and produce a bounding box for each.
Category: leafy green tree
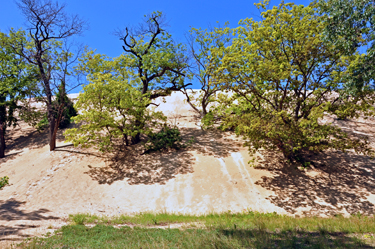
[319,0,375,94]
[0,30,38,158]
[212,1,375,162]
[64,51,166,152]
[181,25,230,122]
[118,11,190,143]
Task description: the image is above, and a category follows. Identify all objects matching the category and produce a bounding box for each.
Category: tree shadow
[54,144,104,158]
[180,127,242,157]
[84,145,195,185]
[0,151,23,165]
[1,122,77,164]
[0,199,59,240]
[215,228,374,248]
[6,125,71,152]
[84,127,242,185]
[255,151,375,216]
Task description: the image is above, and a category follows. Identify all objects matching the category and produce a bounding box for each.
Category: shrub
[144,125,194,153]
[0,176,9,189]
[34,87,77,131]
[55,86,77,129]
[144,125,183,153]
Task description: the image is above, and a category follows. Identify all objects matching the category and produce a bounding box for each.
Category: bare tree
[120,12,191,98]
[119,11,191,144]
[15,0,87,151]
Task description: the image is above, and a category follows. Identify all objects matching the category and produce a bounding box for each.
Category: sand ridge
[0,91,375,243]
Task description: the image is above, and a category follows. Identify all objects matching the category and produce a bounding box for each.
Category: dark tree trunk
[49,116,56,151]
[36,54,57,151]
[0,98,6,158]
[0,122,5,158]
[131,132,141,145]
[123,134,129,146]
[50,103,64,151]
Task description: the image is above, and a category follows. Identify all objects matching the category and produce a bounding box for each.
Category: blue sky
[1,0,311,92]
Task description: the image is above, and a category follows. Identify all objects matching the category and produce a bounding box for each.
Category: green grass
[16,211,375,248]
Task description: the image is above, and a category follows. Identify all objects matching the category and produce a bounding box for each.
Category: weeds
[0,176,9,189]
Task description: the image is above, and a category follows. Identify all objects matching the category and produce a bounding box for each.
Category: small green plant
[144,125,194,154]
[144,125,184,153]
[0,176,9,189]
[71,213,88,225]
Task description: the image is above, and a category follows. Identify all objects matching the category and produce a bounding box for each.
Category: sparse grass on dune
[16,211,375,248]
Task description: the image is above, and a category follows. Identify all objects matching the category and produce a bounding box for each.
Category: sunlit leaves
[212,1,375,161]
[65,51,166,152]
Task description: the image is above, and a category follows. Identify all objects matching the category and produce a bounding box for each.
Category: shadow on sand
[1,122,75,164]
[83,128,242,185]
[0,199,59,240]
[255,150,375,216]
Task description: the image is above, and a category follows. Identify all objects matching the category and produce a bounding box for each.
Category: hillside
[0,91,374,244]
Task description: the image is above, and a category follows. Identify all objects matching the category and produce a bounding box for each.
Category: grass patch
[67,211,375,234]
[17,211,375,248]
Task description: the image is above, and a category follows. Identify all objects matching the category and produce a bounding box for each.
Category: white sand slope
[0,91,375,243]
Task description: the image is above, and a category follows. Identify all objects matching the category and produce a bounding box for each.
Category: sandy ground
[1,92,375,246]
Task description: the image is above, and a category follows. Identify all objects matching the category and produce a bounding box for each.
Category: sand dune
[1,91,375,243]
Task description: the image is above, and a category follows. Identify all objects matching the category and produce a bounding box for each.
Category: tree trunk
[49,116,56,151]
[0,122,5,158]
[131,133,141,145]
[123,134,129,146]
[50,103,64,151]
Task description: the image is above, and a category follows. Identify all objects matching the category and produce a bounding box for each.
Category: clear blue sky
[1,0,311,92]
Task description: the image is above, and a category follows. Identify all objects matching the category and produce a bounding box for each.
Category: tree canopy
[0,29,38,158]
[320,0,375,94]
[64,51,166,152]
[211,1,375,162]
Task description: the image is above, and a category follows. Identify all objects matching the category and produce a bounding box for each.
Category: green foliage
[35,115,49,132]
[0,30,38,127]
[144,125,184,153]
[0,176,9,189]
[181,26,231,119]
[64,51,166,152]
[0,29,39,156]
[34,90,77,132]
[319,0,375,93]
[201,111,215,129]
[54,85,77,129]
[72,213,88,225]
[119,11,189,104]
[212,1,375,162]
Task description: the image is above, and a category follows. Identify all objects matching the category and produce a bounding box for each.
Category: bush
[0,176,9,189]
[144,125,183,153]
[144,125,194,153]
[34,87,77,131]
[56,89,77,129]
